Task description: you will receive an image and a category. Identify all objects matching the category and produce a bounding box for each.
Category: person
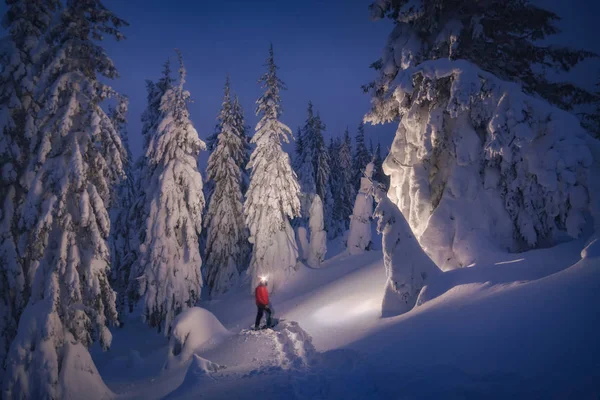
[254,277,272,330]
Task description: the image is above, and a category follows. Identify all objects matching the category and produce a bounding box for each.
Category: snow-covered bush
[374,189,441,317]
[308,196,327,267]
[367,59,593,270]
[347,163,375,255]
[165,307,230,369]
[245,45,301,293]
[135,52,206,335]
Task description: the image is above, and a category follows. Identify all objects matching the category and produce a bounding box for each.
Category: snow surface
[90,221,599,399]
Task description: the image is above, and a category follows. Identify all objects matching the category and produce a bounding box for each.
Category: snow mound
[60,337,114,400]
[165,307,230,369]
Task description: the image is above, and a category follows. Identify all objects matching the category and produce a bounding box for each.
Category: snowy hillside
[89,229,600,399]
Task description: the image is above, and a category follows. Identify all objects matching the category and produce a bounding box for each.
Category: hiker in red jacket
[254,277,272,329]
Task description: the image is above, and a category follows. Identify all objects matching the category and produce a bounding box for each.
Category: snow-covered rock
[165,307,230,369]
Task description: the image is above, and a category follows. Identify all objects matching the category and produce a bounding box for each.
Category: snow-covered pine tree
[373,188,440,317]
[366,0,597,127]
[135,51,206,335]
[372,142,389,189]
[295,103,332,231]
[3,1,128,397]
[313,114,331,207]
[294,124,304,170]
[366,0,596,269]
[347,162,375,254]
[327,136,344,238]
[338,128,356,232]
[204,77,250,295]
[231,93,251,194]
[295,102,317,223]
[245,44,301,293]
[0,0,58,383]
[128,59,174,304]
[108,95,136,317]
[141,60,174,151]
[352,121,371,191]
[313,114,334,237]
[307,195,327,267]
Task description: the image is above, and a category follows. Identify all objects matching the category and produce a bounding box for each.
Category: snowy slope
[92,229,600,399]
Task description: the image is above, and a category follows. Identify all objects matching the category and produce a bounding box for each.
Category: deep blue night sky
[101,0,396,162]
[3,0,599,163]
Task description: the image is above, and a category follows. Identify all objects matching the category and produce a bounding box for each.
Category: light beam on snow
[312,298,379,326]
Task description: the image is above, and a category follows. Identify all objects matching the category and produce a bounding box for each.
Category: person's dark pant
[255,305,272,328]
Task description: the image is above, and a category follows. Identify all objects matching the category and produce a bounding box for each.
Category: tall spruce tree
[108,95,136,317]
[293,124,304,170]
[231,93,251,194]
[295,102,317,221]
[128,60,174,304]
[3,1,128,397]
[204,77,250,295]
[328,137,344,237]
[295,103,332,229]
[366,0,597,126]
[353,121,371,190]
[373,142,389,189]
[134,52,206,335]
[0,0,58,383]
[313,113,332,228]
[338,128,356,231]
[244,45,301,293]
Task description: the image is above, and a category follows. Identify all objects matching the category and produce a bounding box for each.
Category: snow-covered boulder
[165,307,230,369]
[347,162,375,255]
[308,195,327,267]
[374,189,441,317]
[369,59,595,270]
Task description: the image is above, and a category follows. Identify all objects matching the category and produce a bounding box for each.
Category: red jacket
[255,285,269,307]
